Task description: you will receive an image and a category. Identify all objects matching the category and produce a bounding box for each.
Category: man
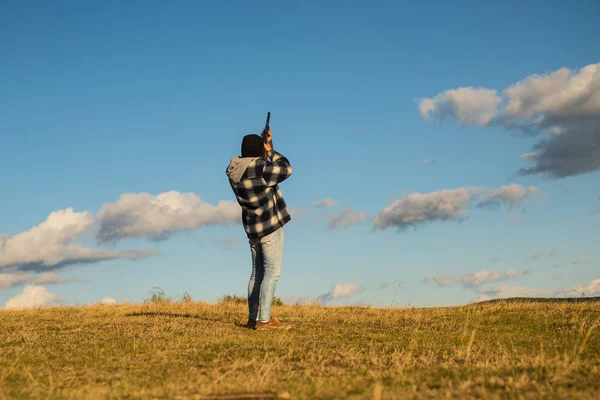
[226,129,293,330]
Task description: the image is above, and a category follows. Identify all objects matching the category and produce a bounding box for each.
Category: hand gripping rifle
[261,111,271,159]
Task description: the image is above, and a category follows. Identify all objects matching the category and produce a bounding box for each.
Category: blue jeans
[247,227,284,322]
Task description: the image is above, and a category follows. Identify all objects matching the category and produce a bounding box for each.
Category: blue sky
[1,0,599,308]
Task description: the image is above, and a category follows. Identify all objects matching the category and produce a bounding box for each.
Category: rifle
[261,111,271,158]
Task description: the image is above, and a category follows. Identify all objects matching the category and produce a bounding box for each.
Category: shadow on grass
[124,311,254,329]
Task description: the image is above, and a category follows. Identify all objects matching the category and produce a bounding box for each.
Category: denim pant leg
[258,227,284,322]
[247,238,264,321]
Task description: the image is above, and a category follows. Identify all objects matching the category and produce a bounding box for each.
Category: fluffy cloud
[32,273,82,285]
[313,198,339,208]
[374,187,476,230]
[95,298,117,305]
[96,191,241,243]
[0,208,154,272]
[476,184,539,209]
[517,120,600,177]
[373,184,537,230]
[474,278,600,301]
[5,285,61,309]
[562,279,600,297]
[419,62,600,178]
[0,271,32,289]
[317,282,364,303]
[425,269,520,289]
[331,283,363,298]
[423,275,460,287]
[0,270,82,289]
[461,270,506,288]
[419,87,502,126]
[327,208,369,229]
[501,64,600,121]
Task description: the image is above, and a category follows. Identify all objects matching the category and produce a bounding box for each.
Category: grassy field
[0,299,599,399]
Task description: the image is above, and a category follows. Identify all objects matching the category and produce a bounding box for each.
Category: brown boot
[255,317,292,330]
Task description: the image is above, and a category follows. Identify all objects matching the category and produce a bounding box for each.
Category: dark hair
[241,134,263,158]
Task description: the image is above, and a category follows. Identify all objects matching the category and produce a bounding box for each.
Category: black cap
[241,134,263,157]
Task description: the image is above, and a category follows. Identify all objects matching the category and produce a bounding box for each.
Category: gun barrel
[263,112,271,143]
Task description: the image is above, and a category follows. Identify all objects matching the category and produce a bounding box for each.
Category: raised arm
[263,149,292,187]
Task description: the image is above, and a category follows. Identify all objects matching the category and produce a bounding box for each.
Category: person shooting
[225,113,293,330]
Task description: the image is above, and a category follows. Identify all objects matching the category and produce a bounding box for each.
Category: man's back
[226,149,292,239]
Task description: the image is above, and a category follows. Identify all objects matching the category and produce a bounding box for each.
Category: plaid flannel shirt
[227,150,292,239]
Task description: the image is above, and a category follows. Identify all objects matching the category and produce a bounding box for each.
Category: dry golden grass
[0,300,599,399]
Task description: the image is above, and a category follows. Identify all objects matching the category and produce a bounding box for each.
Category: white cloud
[327,208,369,229]
[374,187,477,230]
[0,208,154,272]
[32,273,82,285]
[96,191,241,243]
[419,86,502,126]
[475,278,600,301]
[520,152,539,160]
[5,285,61,309]
[95,297,117,306]
[562,279,600,297]
[461,270,517,288]
[420,62,600,178]
[476,184,539,209]
[0,271,32,289]
[317,282,364,303]
[313,198,339,208]
[0,208,93,268]
[331,283,363,298]
[470,294,492,303]
[373,184,537,230]
[475,286,557,300]
[425,269,520,289]
[501,64,600,121]
[424,275,460,287]
[0,270,81,289]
